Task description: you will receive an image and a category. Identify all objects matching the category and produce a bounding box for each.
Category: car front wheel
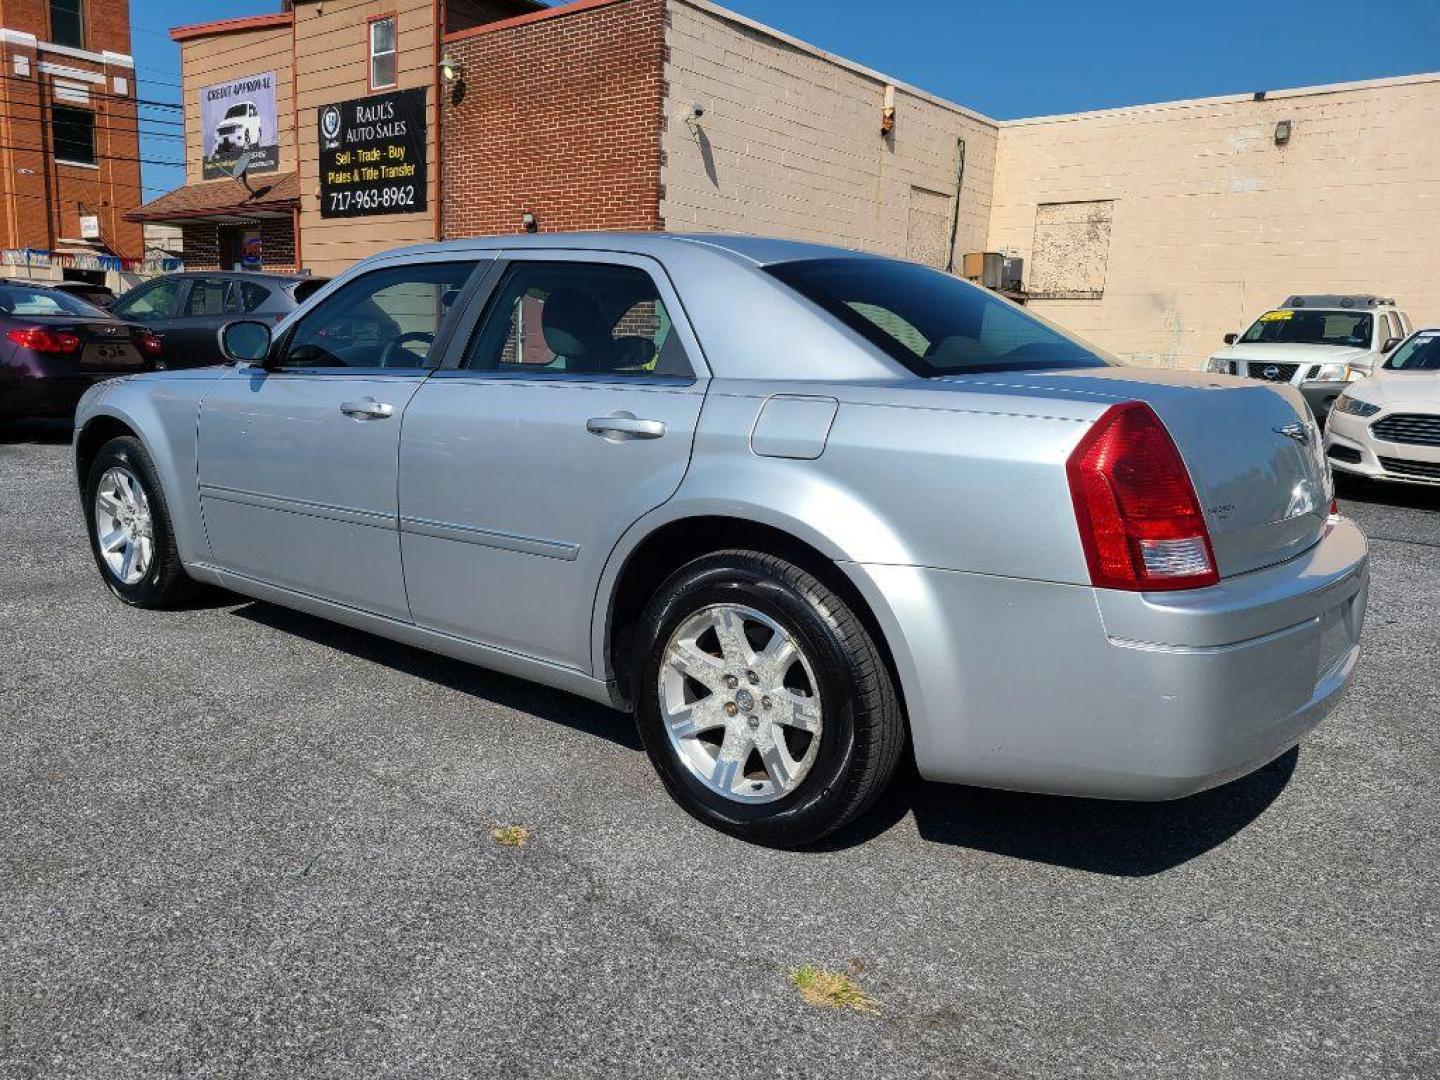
[634,550,905,847]
[85,436,195,608]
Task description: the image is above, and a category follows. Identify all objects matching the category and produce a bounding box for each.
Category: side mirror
[1381,336,1401,353]
[1223,332,1238,345]
[220,319,272,365]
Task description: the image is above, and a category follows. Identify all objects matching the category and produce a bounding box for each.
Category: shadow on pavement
[1336,473,1440,513]
[822,747,1298,875]
[231,599,644,751]
[0,418,73,445]
[229,596,1294,871]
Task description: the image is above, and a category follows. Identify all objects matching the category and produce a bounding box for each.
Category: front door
[197,257,484,619]
[398,253,707,672]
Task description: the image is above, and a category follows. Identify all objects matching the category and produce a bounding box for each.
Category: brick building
[148,0,1440,366]
[0,0,144,284]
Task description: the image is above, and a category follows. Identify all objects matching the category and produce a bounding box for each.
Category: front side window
[50,0,83,48]
[51,105,96,166]
[767,257,1109,376]
[281,261,474,370]
[1240,309,1373,348]
[369,16,397,90]
[463,261,692,378]
[1384,332,1440,371]
[114,279,184,321]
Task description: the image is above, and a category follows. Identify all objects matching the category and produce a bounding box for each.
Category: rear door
[397,251,708,672]
[197,256,486,618]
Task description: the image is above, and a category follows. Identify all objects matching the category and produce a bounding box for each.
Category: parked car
[71,235,1369,846]
[0,280,162,421]
[212,101,263,154]
[1324,327,1440,486]
[1206,294,1412,422]
[111,272,329,369]
[51,280,117,309]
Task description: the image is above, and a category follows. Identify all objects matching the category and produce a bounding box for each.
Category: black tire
[84,435,196,608]
[634,549,905,847]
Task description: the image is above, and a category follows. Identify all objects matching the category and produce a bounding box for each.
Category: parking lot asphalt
[2,418,1437,1079]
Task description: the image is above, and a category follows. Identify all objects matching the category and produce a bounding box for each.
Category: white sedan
[1325,328,1440,485]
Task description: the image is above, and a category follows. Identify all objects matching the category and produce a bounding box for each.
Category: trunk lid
[962,367,1332,578]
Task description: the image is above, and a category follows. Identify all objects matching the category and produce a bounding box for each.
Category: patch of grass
[788,965,879,1015]
[490,824,532,848]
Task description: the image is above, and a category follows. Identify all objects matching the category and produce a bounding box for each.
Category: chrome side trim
[199,483,396,529]
[399,515,580,561]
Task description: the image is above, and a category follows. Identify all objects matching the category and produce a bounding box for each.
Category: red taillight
[135,331,163,357]
[1066,401,1219,591]
[7,327,80,354]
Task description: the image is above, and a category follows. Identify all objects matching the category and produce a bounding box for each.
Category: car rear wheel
[85,436,195,608]
[634,550,905,847]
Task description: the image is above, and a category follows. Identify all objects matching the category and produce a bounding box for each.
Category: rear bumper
[0,373,114,419]
[847,518,1368,800]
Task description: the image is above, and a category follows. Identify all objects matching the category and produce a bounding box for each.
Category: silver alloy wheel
[93,466,154,586]
[658,603,823,804]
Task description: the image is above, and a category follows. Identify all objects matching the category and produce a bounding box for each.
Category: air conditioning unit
[962,252,1024,292]
[962,251,1004,289]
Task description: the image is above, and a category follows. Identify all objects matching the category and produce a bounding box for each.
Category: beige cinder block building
[151,0,1438,371]
[988,73,1440,370]
[661,0,997,271]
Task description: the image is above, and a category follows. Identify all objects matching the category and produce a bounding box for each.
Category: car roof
[154,271,321,285]
[372,231,879,268]
[1281,294,1397,310]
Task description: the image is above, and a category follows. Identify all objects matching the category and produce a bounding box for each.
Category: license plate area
[80,342,142,369]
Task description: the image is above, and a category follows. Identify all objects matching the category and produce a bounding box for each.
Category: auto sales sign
[200,72,279,180]
[318,88,427,218]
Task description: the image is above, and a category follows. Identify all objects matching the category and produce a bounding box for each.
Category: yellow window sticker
[1259,310,1294,322]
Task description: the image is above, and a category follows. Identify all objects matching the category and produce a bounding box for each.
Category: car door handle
[586,414,666,440]
[340,397,395,420]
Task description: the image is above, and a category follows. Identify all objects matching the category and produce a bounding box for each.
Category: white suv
[1206,295,1411,421]
[212,102,263,154]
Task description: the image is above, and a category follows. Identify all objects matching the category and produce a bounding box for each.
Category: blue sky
[132,0,1440,200]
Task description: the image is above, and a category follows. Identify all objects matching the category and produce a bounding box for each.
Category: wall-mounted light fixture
[1274,119,1292,145]
[683,102,705,140]
[522,212,538,234]
[439,55,464,82]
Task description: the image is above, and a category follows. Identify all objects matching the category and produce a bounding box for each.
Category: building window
[1028,200,1115,300]
[52,105,96,166]
[50,0,84,49]
[369,16,397,90]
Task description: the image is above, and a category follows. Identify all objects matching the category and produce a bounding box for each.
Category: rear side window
[766,257,1109,376]
[462,261,692,378]
[187,278,240,316]
[239,281,272,313]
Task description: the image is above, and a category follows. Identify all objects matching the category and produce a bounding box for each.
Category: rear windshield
[766,257,1109,376]
[1241,309,1372,348]
[0,284,106,318]
[1384,331,1440,371]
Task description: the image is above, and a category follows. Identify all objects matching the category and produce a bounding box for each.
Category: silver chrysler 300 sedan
[72,234,1369,846]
